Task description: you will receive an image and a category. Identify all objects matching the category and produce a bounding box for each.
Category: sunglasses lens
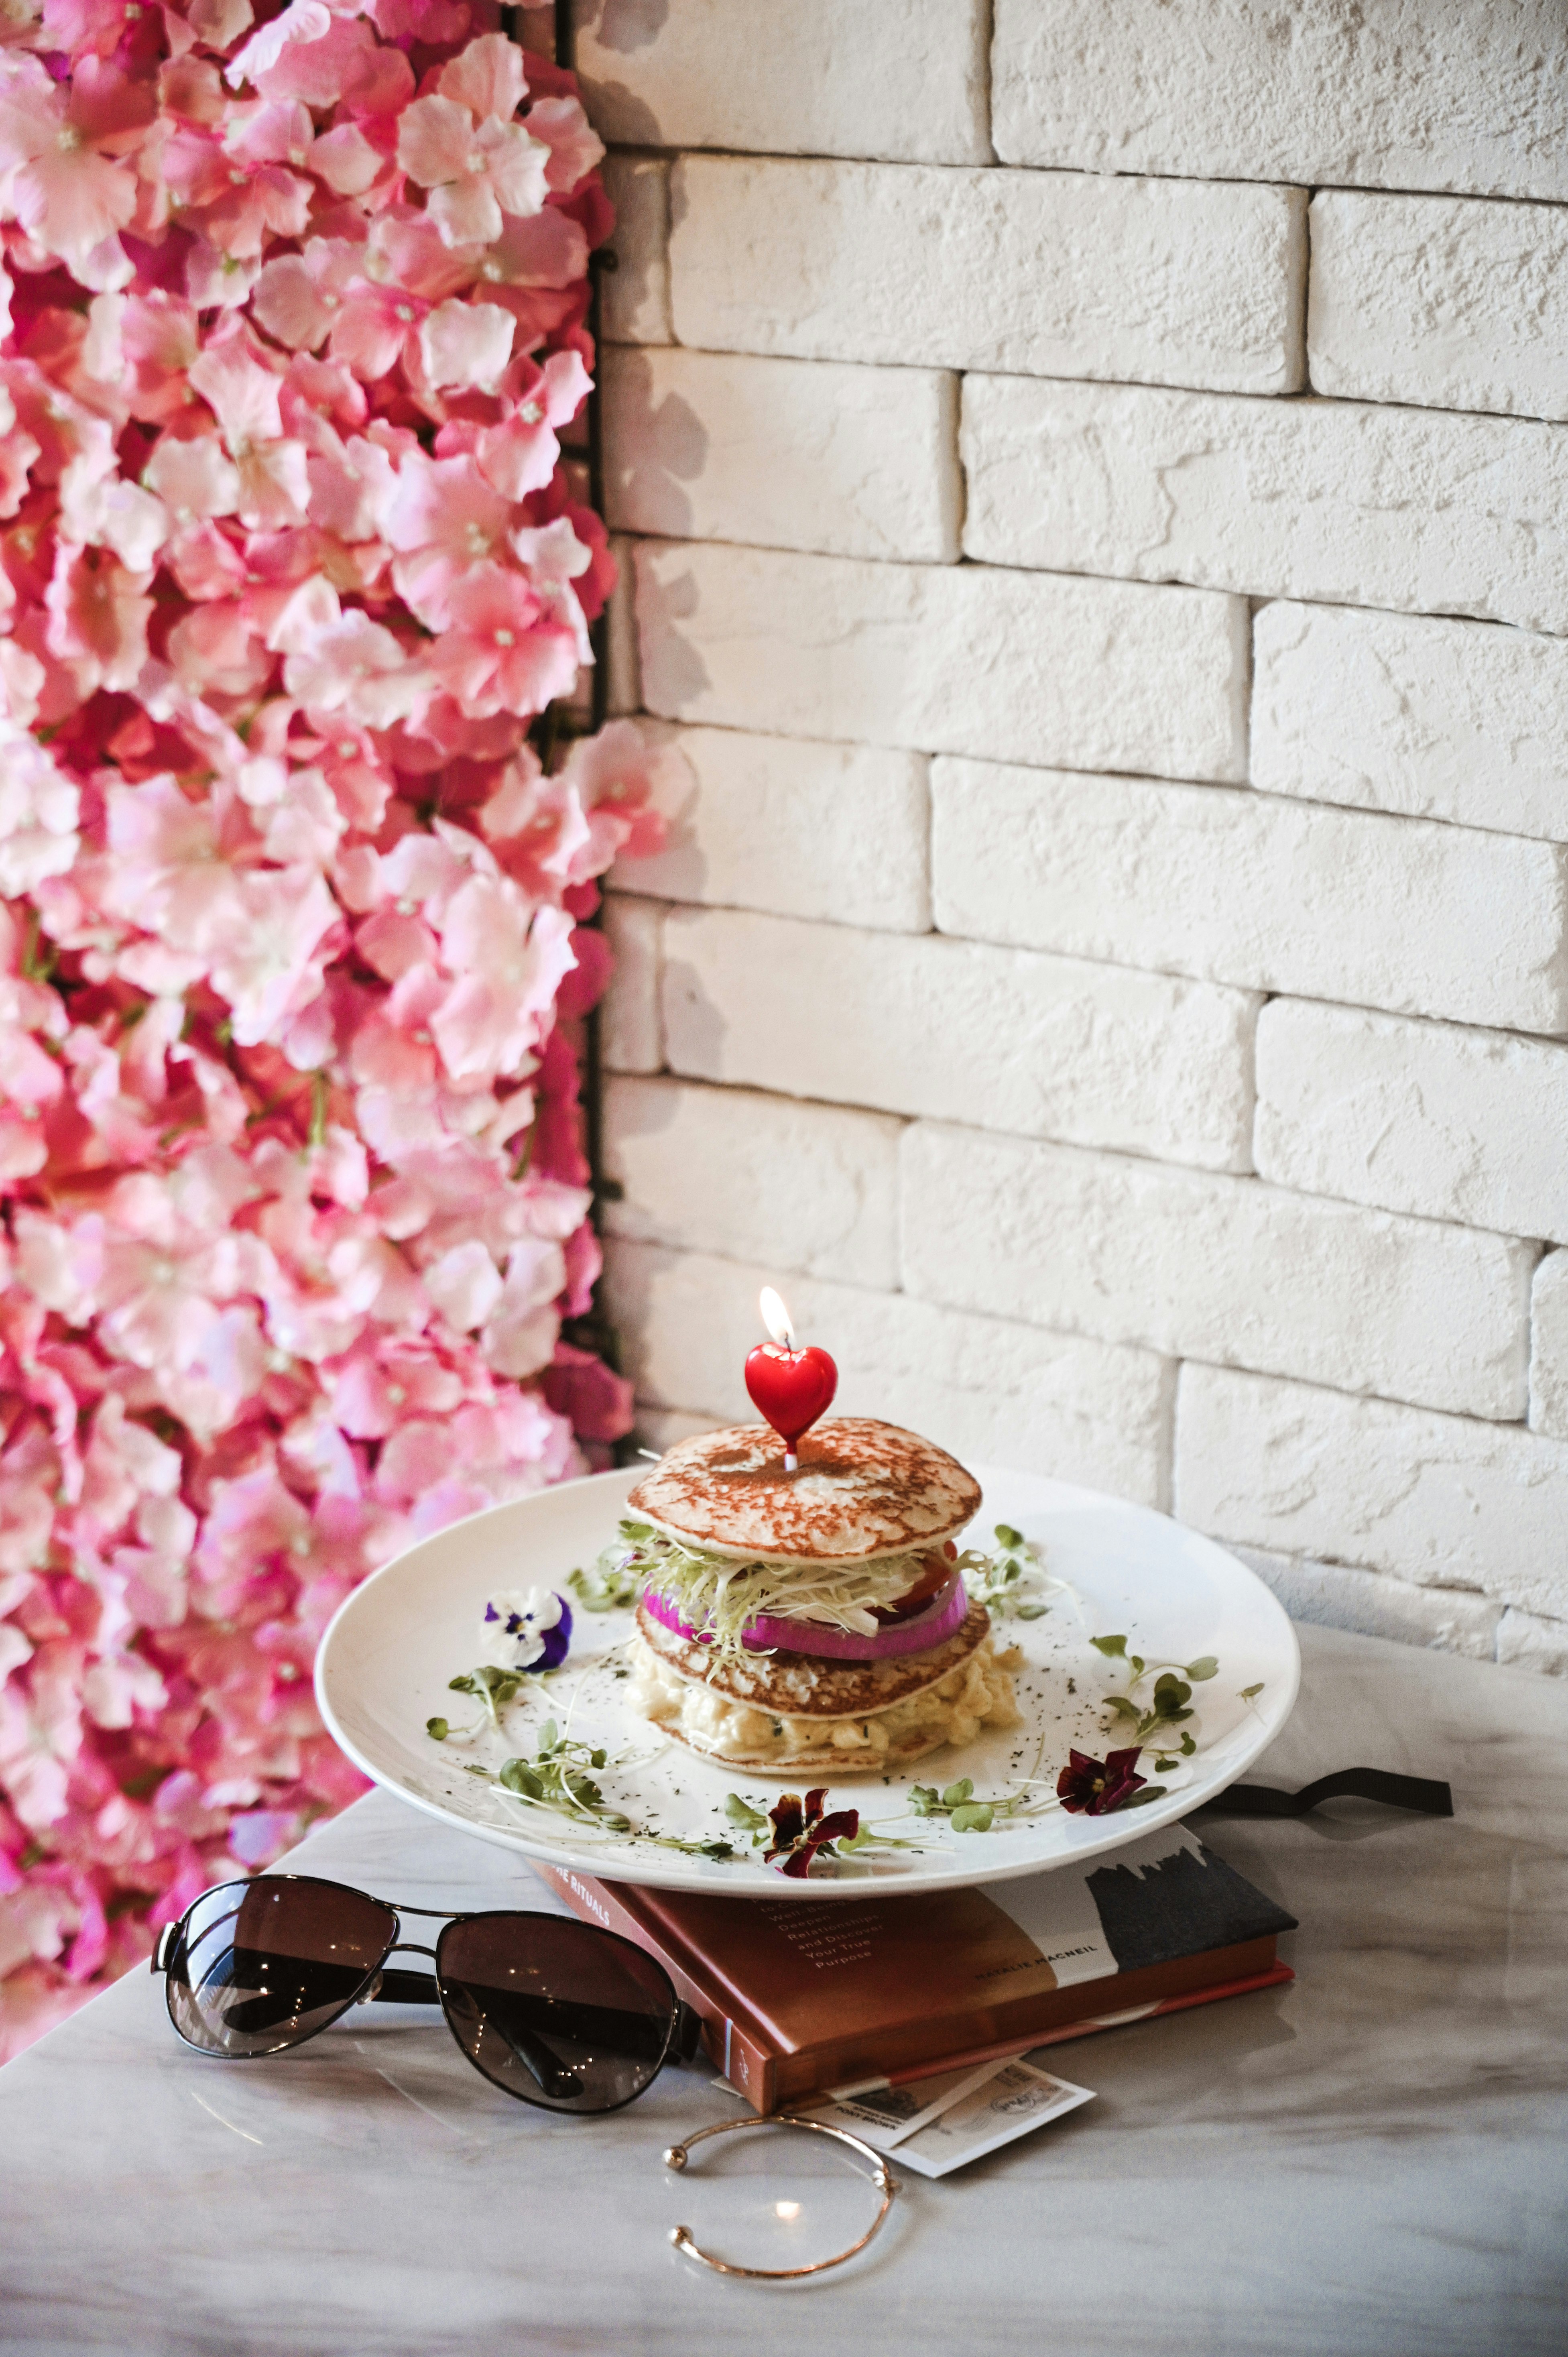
[167,1879,395,2057]
[439,1915,678,2114]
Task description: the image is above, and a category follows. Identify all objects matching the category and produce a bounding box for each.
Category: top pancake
[625,1417,982,1563]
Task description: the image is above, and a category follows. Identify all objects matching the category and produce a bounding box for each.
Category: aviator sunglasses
[152,1873,704,2114]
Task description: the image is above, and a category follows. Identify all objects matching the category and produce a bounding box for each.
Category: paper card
[885,2058,1095,2179]
[794,2057,1011,2150]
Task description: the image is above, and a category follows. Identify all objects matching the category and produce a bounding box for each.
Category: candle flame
[759,1286,795,1348]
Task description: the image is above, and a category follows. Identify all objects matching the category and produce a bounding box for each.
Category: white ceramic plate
[315,1464,1300,1900]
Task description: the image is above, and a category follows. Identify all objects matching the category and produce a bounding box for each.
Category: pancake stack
[622,1418,1019,1776]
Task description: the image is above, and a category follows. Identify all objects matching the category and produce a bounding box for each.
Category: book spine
[532,1864,778,2113]
[1020,1962,1295,2054]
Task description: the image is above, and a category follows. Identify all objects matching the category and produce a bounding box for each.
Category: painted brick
[602,347,960,564]
[611,724,929,934]
[960,377,1568,637]
[669,157,1306,398]
[600,155,669,347]
[1236,1547,1501,1661]
[602,1076,902,1288]
[1497,1607,1568,1677]
[931,758,1568,1036]
[901,1122,1533,1421]
[1529,1251,1568,1441]
[1251,602,1568,843]
[573,0,990,167]
[991,0,1568,203]
[633,1404,716,1454]
[1309,191,1568,424]
[634,541,1249,786]
[661,906,1258,1172]
[1175,1365,1568,1620]
[1257,1001,1568,1246]
[603,1239,1173,1506]
[599,894,662,1075]
[605,532,639,717]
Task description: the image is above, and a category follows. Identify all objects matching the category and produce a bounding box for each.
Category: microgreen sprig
[1090,1633,1222,1748]
[427,1662,543,1742]
[566,1559,641,1613]
[457,1716,738,1861]
[962,1525,1056,1621]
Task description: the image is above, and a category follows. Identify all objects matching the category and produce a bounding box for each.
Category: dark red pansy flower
[764,1786,860,1878]
[1056,1746,1148,1816]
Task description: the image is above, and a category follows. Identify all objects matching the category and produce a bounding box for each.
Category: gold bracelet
[663,2115,900,2280]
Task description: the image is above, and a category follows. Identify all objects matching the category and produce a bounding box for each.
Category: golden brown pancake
[626,1417,982,1565]
[629,1599,1019,1776]
[635,1595,993,1717]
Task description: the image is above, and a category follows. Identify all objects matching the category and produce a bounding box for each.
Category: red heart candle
[746,1287,837,1465]
[746,1342,838,1455]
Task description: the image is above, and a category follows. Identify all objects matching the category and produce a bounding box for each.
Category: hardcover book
[535,1824,1296,2113]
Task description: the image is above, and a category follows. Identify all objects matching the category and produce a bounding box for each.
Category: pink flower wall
[0,0,676,2057]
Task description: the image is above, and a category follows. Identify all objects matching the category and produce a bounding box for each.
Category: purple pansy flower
[481,1587,573,1673]
[763,1786,860,1878]
[1056,1745,1147,1815]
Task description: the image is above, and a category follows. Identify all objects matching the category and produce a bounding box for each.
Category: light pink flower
[0,725,79,896]
[397,35,548,248]
[188,322,310,529]
[525,94,604,195]
[431,881,575,1083]
[0,55,151,274]
[44,542,152,692]
[427,561,577,719]
[379,450,512,629]
[205,865,344,1047]
[283,607,433,731]
[417,296,514,393]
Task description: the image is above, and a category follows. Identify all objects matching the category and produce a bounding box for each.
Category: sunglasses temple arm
[673,2002,706,2064]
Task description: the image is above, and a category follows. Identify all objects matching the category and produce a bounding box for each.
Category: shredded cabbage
[599,1518,940,1659]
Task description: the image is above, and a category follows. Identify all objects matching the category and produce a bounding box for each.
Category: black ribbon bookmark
[1190,1767,1454,1820]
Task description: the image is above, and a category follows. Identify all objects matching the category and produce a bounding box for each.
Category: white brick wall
[1255,1002,1568,1245]
[574,0,991,168]
[593,4,1568,1673]
[634,542,1249,784]
[599,155,669,346]
[599,895,662,1075]
[1251,603,1568,842]
[930,758,1568,1034]
[1236,1547,1500,1660]
[1308,191,1568,422]
[1530,1253,1568,1441]
[1175,1366,1568,1622]
[901,1123,1534,1421]
[612,724,929,933]
[669,159,1306,397]
[603,1077,901,1289]
[990,0,1568,202]
[602,348,960,562]
[961,377,1568,635]
[660,907,1259,1172]
[603,1239,1173,1506]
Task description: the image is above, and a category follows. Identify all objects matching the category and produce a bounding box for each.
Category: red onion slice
[640,1571,969,1660]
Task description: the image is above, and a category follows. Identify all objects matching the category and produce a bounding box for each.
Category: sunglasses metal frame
[152,1872,704,2114]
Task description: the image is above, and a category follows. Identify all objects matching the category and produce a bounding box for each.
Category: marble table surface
[1,1621,1565,2357]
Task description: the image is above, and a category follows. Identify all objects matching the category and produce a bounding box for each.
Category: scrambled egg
[628,1633,1019,1766]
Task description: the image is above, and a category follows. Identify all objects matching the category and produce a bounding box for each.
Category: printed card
[797,2057,1011,2149]
[883,2057,1095,2178]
